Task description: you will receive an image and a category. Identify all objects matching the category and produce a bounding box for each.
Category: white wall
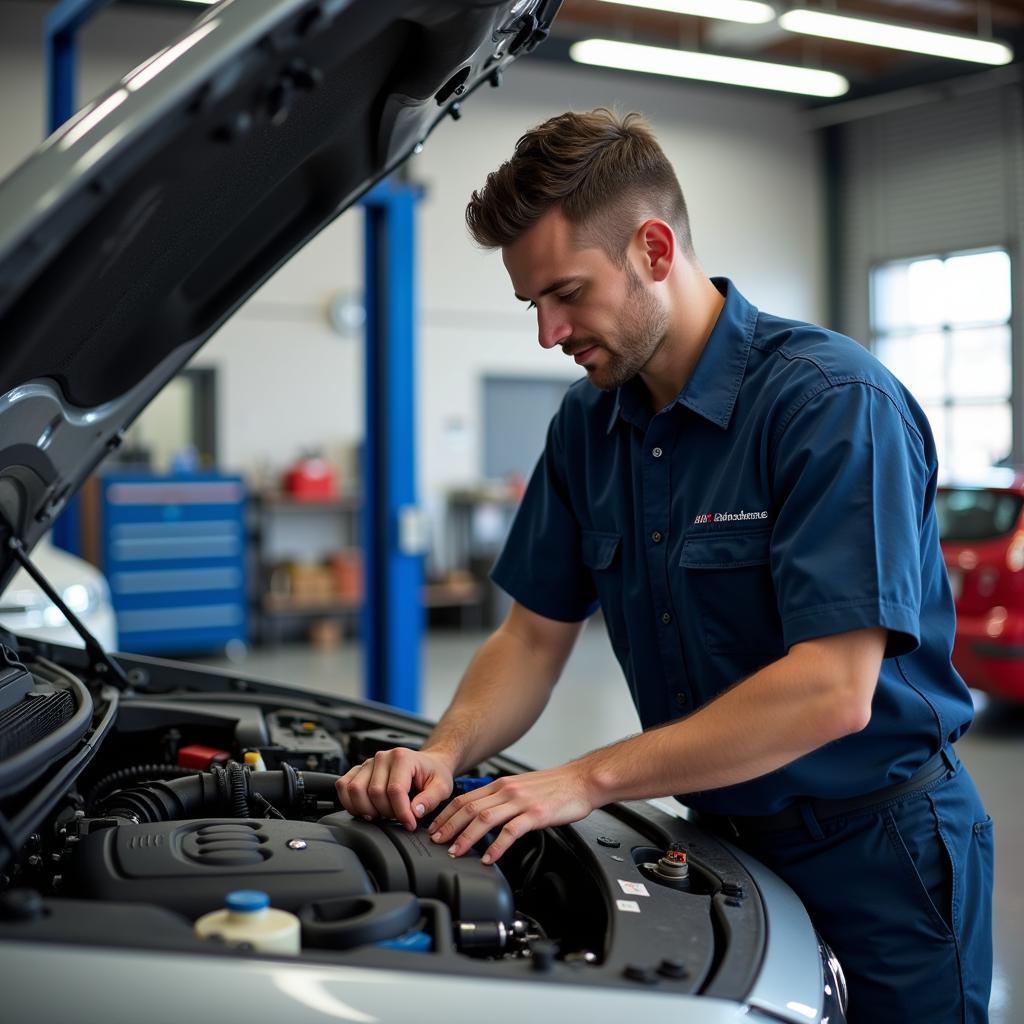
[0,1,825,507]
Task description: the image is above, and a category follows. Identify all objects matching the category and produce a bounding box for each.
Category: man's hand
[335,748,456,831]
[428,764,596,864]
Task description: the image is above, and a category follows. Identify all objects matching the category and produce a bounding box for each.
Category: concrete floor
[197,622,1021,1022]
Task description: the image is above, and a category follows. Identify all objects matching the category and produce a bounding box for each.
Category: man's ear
[636,219,674,283]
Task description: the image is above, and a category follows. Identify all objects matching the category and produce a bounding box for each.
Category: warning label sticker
[616,899,641,913]
[617,880,650,897]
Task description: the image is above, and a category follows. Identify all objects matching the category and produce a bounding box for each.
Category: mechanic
[336,109,993,1023]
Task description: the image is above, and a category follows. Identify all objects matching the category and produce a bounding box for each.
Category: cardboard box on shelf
[288,563,336,604]
[329,548,363,602]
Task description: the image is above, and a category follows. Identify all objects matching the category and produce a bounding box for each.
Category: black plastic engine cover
[320,813,514,926]
[70,819,372,918]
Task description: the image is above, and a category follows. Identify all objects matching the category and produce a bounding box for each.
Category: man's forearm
[428,629,885,866]
[424,615,580,775]
[578,628,884,806]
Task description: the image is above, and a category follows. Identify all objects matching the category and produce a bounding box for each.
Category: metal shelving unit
[249,492,362,645]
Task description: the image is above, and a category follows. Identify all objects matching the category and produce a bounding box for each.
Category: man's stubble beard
[585,266,669,392]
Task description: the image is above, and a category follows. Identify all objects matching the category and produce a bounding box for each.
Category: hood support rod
[6,536,130,691]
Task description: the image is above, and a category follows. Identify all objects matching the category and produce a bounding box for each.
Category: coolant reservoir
[195,890,301,954]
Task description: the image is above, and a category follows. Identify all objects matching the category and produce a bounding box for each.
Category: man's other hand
[335,747,456,831]
[428,765,595,864]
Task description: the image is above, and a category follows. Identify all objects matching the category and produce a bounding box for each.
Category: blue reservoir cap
[455,776,494,792]
[376,930,432,953]
[226,890,270,913]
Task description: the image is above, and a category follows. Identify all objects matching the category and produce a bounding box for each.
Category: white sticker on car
[617,880,650,897]
[616,899,641,913]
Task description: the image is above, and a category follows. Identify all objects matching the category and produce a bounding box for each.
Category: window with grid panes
[870,249,1012,480]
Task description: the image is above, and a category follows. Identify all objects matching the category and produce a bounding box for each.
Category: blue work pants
[730,759,993,1023]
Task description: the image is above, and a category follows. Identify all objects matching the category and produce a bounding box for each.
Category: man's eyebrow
[514,276,583,303]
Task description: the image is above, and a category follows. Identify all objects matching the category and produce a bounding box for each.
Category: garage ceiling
[5,0,1022,106]
[544,1,1024,102]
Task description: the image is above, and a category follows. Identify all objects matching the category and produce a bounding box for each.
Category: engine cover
[320,813,514,925]
[70,819,373,918]
[70,815,516,931]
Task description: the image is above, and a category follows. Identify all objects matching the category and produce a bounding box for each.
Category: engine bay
[0,641,778,1000]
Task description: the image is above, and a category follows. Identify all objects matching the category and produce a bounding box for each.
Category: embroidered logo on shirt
[693,510,769,525]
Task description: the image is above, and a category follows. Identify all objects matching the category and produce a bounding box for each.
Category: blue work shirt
[491,278,974,816]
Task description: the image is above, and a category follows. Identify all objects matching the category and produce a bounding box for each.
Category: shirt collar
[606,277,759,434]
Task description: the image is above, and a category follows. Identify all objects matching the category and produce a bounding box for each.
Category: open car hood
[0,0,559,590]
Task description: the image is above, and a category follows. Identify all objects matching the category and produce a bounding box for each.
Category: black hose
[85,764,200,811]
[97,765,338,824]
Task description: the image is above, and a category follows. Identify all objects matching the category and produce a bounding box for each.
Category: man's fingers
[337,748,456,830]
[481,813,532,864]
[425,767,587,862]
[446,803,519,857]
[428,793,480,842]
[383,750,418,830]
[433,794,511,856]
[411,775,452,821]
[336,761,376,819]
[367,755,403,820]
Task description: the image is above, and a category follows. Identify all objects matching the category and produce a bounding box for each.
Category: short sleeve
[770,381,928,657]
[490,411,596,622]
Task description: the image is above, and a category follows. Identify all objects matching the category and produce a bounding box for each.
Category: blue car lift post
[43,1,425,711]
[361,181,425,713]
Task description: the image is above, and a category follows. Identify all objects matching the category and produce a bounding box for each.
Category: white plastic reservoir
[195,890,301,955]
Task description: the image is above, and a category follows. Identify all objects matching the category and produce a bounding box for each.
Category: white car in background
[0,538,117,651]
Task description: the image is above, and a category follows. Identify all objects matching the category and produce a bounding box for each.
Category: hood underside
[0,0,558,588]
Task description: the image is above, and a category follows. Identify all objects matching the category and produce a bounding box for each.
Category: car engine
[0,640,846,1022]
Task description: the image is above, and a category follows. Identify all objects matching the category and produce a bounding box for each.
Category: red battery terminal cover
[177,744,232,770]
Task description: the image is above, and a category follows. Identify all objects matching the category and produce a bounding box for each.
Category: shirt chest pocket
[679,529,785,657]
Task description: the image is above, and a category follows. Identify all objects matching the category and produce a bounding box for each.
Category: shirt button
[651,531,662,543]
[675,692,687,707]
[652,447,663,458]
[661,612,672,624]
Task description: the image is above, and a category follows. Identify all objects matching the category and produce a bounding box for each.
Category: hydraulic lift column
[362,181,425,713]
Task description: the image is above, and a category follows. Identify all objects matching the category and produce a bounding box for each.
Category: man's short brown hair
[465,108,692,264]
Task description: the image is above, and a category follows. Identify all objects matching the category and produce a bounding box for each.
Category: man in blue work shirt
[336,108,993,1022]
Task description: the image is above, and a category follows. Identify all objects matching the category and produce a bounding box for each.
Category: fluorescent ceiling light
[778,9,1013,66]
[570,38,850,97]
[594,0,774,25]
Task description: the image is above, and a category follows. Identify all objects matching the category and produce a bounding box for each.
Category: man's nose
[537,307,572,350]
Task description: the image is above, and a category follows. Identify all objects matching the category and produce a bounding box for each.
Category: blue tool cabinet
[100,473,249,655]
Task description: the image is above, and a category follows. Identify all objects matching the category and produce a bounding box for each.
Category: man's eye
[558,290,581,303]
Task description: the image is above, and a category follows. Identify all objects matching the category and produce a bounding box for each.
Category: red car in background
[938,471,1024,701]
